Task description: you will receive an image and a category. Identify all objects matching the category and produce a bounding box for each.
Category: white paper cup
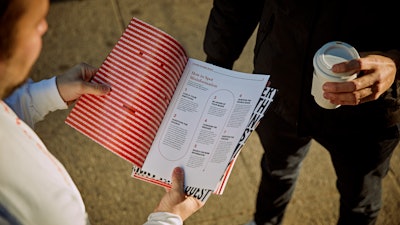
[311,41,360,109]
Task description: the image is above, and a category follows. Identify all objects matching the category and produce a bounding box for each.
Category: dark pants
[253,110,399,225]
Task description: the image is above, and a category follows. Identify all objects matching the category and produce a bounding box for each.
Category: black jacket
[204,0,400,137]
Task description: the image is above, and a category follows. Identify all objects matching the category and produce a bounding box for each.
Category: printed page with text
[142,58,269,193]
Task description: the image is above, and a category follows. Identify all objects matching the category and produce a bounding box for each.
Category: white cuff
[30,77,68,116]
[143,212,182,225]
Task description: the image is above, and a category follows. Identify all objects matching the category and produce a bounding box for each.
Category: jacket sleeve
[143,212,182,225]
[4,77,68,128]
[203,0,265,69]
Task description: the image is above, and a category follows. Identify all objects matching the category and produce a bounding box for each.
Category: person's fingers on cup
[325,86,375,105]
[332,59,361,73]
[323,92,356,105]
[323,81,356,93]
[360,84,383,103]
[333,55,378,73]
[348,88,374,105]
[323,73,377,93]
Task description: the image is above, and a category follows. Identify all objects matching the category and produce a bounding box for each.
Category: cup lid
[313,41,360,77]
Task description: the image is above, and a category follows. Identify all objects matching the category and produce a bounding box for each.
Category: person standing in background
[0,0,203,224]
[203,0,400,224]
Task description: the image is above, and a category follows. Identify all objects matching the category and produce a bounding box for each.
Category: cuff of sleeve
[145,212,182,225]
[30,77,68,115]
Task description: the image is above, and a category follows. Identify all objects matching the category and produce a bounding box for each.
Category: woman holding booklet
[0,0,204,224]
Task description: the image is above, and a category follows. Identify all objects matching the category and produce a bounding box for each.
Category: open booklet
[65,17,277,202]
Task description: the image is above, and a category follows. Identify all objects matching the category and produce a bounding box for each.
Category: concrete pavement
[32,0,400,224]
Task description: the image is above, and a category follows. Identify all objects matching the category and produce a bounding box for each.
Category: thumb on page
[171,167,185,193]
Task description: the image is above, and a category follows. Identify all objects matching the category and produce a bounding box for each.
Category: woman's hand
[154,167,205,221]
[56,63,110,105]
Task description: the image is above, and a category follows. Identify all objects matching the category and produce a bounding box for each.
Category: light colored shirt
[0,77,88,225]
[0,77,182,225]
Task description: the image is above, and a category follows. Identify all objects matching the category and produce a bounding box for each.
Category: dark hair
[0,0,25,60]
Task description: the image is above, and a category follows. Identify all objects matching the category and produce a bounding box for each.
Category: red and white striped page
[65,18,188,167]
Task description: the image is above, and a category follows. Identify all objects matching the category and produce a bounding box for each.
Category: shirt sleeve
[143,212,182,225]
[4,77,68,128]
